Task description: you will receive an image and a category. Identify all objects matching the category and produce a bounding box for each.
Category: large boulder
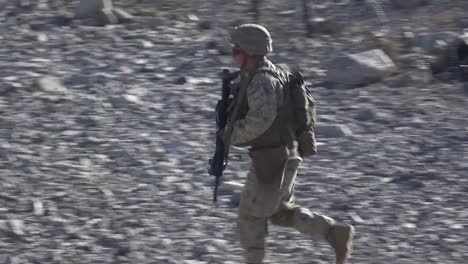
[75,0,113,19]
[324,49,398,85]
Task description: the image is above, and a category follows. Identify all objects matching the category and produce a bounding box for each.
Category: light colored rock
[315,124,352,138]
[32,199,44,216]
[96,8,119,26]
[112,8,134,24]
[75,0,112,19]
[37,76,66,92]
[8,219,24,236]
[325,49,397,85]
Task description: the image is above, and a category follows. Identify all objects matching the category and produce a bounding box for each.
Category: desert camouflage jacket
[230,59,284,146]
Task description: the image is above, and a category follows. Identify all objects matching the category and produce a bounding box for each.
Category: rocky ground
[0,0,467,263]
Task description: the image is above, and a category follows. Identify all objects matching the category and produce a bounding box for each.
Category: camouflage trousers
[238,158,335,264]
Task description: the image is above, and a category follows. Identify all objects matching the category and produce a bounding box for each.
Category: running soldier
[222,24,355,264]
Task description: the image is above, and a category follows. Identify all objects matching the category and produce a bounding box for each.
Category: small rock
[324,49,397,85]
[65,75,89,86]
[315,124,352,138]
[354,108,376,121]
[401,222,417,229]
[96,234,121,248]
[175,76,187,84]
[112,8,134,24]
[175,182,193,193]
[308,17,340,35]
[141,40,154,48]
[4,256,20,264]
[29,22,49,31]
[75,0,112,19]
[37,0,48,10]
[98,187,114,198]
[349,212,365,224]
[50,15,73,27]
[115,245,131,256]
[37,76,66,92]
[389,0,430,9]
[8,219,25,236]
[198,20,212,30]
[14,0,31,8]
[123,94,141,104]
[32,199,44,216]
[37,33,48,42]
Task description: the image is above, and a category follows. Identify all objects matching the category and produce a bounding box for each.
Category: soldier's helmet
[229,24,273,56]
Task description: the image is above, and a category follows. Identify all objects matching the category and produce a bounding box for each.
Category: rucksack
[284,71,317,157]
[255,64,317,157]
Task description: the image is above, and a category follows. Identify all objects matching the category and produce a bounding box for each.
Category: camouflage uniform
[230,59,335,264]
[228,24,354,264]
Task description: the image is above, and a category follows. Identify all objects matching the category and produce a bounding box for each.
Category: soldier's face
[232,47,244,66]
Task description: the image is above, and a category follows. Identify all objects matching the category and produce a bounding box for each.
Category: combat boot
[326,223,354,264]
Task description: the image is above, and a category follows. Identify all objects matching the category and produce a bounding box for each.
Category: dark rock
[175,76,187,84]
[198,20,212,30]
[75,0,112,19]
[354,108,376,121]
[50,15,73,27]
[389,0,431,9]
[29,22,49,31]
[96,234,122,248]
[115,245,131,256]
[309,17,340,35]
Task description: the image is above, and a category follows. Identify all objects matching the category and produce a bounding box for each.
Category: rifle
[209,69,240,202]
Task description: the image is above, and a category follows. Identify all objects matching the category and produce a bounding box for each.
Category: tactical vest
[235,60,297,152]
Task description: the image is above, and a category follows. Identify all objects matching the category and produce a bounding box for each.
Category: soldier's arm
[230,74,277,146]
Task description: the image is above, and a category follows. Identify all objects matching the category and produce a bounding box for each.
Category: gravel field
[0,0,467,263]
